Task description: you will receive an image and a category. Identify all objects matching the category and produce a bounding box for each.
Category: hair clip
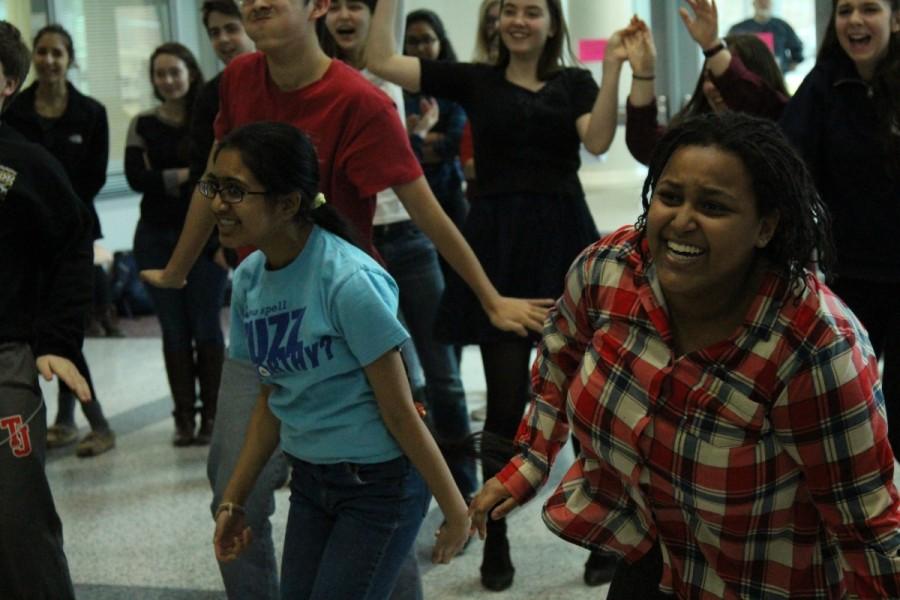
[313,192,327,209]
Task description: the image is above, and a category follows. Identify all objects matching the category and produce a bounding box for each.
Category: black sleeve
[189,78,220,186]
[124,115,169,196]
[420,60,482,109]
[83,102,109,201]
[568,68,600,118]
[32,155,93,360]
[779,67,827,182]
[784,22,804,64]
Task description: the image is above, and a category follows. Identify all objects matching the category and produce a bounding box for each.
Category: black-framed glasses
[197,179,267,204]
[405,35,439,48]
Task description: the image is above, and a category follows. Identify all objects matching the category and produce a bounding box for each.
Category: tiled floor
[43,161,648,598]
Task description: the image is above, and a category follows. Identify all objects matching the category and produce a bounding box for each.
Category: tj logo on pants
[1,415,32,458]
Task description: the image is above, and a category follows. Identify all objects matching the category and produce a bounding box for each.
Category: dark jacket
[5,81,109,240]
[779,57,900,282]
[0,124,93,360]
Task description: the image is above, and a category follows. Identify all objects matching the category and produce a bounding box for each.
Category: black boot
[163,348,196,446]
[480,517,514,591]
[194,343,224,445]
[584,549,618,586]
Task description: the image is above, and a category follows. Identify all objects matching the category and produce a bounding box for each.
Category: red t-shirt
[215,53,423,259]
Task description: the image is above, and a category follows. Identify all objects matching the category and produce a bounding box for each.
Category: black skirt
[435,191,599,345]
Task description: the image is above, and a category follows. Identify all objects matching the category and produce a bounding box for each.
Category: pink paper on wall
[755,32,775,53]
[579,38,607,62]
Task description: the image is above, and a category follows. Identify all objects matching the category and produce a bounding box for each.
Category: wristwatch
[702,40,726,58]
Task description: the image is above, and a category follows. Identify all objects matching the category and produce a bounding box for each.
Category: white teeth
[667,241,704,255]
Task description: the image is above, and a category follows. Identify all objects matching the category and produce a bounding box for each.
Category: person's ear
[278,191,302,221]
[309,0,331,21]
[0,76,19,102]
[756,210,780,249]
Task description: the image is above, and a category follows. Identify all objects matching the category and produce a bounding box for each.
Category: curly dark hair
[635,112,834,287]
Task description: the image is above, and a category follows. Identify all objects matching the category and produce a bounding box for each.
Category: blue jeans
[374,221,477,499]
[133,222,227,351]
[281,455,430,600]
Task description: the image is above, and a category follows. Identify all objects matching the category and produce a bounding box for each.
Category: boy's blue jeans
[280,455,431,600]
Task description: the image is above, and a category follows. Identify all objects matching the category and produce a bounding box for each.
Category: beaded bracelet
[214,501,246,520]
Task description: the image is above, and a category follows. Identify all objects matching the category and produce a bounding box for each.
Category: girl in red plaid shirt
[472,111,900,599]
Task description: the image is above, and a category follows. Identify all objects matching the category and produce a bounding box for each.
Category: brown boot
[163,348,197,446]
[194,343,224,445]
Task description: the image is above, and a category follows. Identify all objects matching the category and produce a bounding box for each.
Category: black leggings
[479,339,533,481]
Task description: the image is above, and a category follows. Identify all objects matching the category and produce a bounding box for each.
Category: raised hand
[679,0,720,50]
[623,18,657,77]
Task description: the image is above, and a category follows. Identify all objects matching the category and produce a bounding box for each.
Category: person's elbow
[583,138,612,157]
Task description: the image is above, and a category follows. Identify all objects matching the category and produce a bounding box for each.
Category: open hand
[469,478,519,539]
[485,296,554,337]
[432,513,471,564]
[413,97,440,137]
[679,0,720,50]
[213,511,252,563]
[36,355,92,402]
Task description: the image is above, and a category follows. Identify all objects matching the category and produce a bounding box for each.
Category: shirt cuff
[496,453,547,505]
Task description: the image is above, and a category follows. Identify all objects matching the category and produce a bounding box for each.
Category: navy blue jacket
[780,57,900,282]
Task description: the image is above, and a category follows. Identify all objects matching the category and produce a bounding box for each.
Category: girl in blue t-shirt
[210,122,470,599]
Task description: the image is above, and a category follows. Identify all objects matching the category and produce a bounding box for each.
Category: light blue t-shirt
[229,226,410,464]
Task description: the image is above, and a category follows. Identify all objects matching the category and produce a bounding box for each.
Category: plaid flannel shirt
[497,227,900,599]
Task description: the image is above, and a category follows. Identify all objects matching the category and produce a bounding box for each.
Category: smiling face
[151,53,191,102]
[499,0,555,59]
[33,33,71,85]
[240,0,325,53]
[325,0,371,59]
[834,0,900,77]
[646,145,779,306]
[206,11,254,65]
[208,147,282,249]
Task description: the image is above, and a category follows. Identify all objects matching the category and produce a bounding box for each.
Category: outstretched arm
[367,0,422,92]
[365,350,471,563]
[140,145,218,289]
[394,177,552,336]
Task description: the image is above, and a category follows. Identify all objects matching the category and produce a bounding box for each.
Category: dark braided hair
[635,112,834,288]
[214,122,361,247]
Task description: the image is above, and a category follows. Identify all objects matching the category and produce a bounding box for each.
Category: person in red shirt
[471,112,900,599]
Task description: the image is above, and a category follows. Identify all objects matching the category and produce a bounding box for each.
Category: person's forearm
[628,77,656,108]
[220,391,281,506]
[705,44,731,77]
[368,0,399,74]
[396,177,501,311]
[581,61,623,155]
[165,182,217,280]
[368,353,467,520]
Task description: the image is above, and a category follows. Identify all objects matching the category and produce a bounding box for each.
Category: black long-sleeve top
[0,123,93,360]
[4,81,109,240]
[125,108,192,228]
